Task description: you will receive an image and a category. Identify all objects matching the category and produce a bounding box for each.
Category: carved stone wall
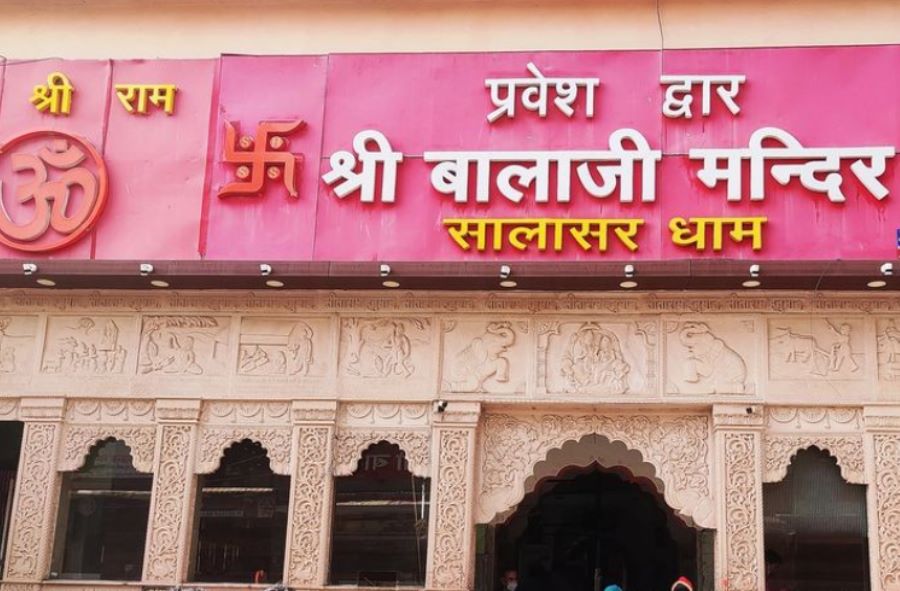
[873,434,900,590]
[195,426,293,475]
[59,425,157,473]
[333,429,431,477]
[3,423,61,582]
[476,412,714,528]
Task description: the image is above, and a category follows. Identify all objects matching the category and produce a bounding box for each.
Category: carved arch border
[477,413,715,529]
[763,435,866,484]
[59,425,157,473]
[196,427,293,475]
[333,429,431,478]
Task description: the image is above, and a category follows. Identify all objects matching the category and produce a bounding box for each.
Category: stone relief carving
[200,401,291,425]
[144,425,191,582]
[763,435,865,484]
[666,320,750,395]
[340,317,431,379]
[723,432,761,591]
[0,398,19,420]
[0,316,37,376]
[238,317,326,377]
[196,427,293,475]
[431,429,471,590]
[442,320,526,394]
[59,426,157,473]
[769,318,864,380]
[139,315,230,376]
[333,429,431,477]
[65,399,155,423]
[337,403,430,427]
[4,423,59,580]
[874,434,900,590]
[286,426,330,587]
[766,406,862,431]
[538,321,654,396]
[477,413,713,527]
[42,316,133,375]
[877,318,900,381]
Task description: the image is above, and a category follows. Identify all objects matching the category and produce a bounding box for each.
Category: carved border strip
[723,432,761,591]
[286,426,331,587]
[144,424,191,582]
[196,426,293,475]
[333,429,431,478]
[874,434,900,590]
[431,428,471,590]
[763,435,865,484]
[59,425,157,473]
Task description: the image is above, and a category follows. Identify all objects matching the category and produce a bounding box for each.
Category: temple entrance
[484,464,709,591]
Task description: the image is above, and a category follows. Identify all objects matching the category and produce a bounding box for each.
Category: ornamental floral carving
[477,413,712,527]
[200,401,291,425]
[286,426,330,587]
[4,423,59,580]
[338,403,430,427]
[196,427,293,475]
[763,435,865,484]
[144,425,191,582]
[431,429,471,590]
[59,426,157,473]
[65,399,155,423]
[766,406,862,431]
[874,434,900,590]
[333,429,431,477]
[723,432,761,591]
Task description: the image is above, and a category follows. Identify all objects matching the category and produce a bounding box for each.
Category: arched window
[190,439,290,584]
[763,447,870,591]
[330,441,430,587]
[51,439,152,581]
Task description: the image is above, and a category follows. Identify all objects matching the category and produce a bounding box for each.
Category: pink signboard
[0,45,897,262]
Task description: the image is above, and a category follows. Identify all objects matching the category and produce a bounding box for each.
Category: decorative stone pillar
[142,399,201,585]
[426,402,480,591]
[864,406,900,591]
[283,400,337,588]
[713,404,765,591]
[2,398,65,587]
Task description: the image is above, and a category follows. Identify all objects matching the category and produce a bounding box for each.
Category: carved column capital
[434,401,481,426]
[713,403,765,430]
[292,399,338,425]
[18,397,65,422]
[155,399,202,424]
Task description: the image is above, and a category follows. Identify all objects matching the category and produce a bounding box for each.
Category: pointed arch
[763,435,866,484]
[333,429,431,478]
[59,425,156,473]
[195,427,293,475]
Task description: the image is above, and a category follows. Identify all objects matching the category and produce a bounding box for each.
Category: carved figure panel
[477,413,713,528]
[339,317,432,384]
[0,316,37,378]
[873,434,900,590]
[763,435,865,484]
[139,315,231,377]
[333,429,431,477]
[60,426,158,473]
[196,427,293,475]
[665,319,754,395]
[238,317,331,378]
[441,319,528,394]
[768,318,865,380]
[337,403,430,427]
[42,316,137,375]
[538,320,656,396]
[877,318,900,382]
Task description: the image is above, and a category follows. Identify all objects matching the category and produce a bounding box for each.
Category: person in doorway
[499,569,519,591]
[671,576,694,591]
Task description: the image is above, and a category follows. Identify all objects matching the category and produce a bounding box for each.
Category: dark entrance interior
[492,465,704,591]
[0,421,23,576]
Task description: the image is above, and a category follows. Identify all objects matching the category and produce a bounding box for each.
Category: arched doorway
[491,464,702,591]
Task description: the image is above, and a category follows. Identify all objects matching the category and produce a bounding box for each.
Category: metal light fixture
[139,263,154,277]
[742,264,761,288]
[619,264,637,289]
[150,280,170,288]
[499,264,516,288]
[868,262,893,288]
[22,263,37,276]
[380,263,399,288]
[259,263,273,276]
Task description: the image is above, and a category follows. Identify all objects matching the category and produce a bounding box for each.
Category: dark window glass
[190,440,289,584]
[52,439,152,581]
[330,441,430,587]
[0,421,24,575]
[764,447,870,591]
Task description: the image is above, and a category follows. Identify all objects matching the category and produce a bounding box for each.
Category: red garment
[671,577,694,591]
